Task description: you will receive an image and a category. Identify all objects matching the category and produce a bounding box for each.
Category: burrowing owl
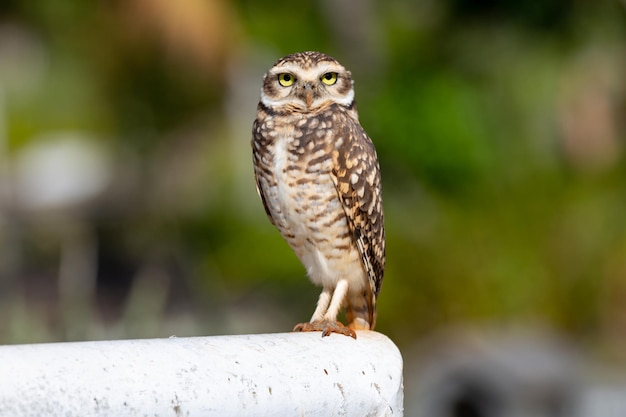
[252,51,385,338]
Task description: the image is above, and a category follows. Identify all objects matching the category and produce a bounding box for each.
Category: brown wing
[331,114,385,299]
[253,168,276,226]
[252,118,276,226]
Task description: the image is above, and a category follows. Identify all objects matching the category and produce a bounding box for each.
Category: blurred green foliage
[0,0,625,352]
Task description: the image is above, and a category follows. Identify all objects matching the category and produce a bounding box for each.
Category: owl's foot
[293,320,357,339]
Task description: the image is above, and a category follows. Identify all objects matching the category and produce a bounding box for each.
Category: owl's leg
[309,288,332,322]
[322,279,348,322]
[293,280,356,338]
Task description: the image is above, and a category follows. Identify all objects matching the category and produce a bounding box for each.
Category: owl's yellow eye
[278,73,295,87]
[321,72,338,85]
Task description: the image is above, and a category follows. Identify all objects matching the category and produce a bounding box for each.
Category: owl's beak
[303,83,314,107]
[305,91,313,107]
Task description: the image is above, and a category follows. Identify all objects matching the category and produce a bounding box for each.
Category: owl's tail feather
[345,289,376,331]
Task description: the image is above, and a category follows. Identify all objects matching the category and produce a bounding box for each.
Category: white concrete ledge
[0,331,403,416]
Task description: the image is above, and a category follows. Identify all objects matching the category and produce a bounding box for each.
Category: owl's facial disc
[260,60,354,111]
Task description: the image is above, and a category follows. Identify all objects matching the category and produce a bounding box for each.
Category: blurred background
[0,0,625,415]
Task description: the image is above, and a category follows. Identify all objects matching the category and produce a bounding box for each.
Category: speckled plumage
[252,51,385,337]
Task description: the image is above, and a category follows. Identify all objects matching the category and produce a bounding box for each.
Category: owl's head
[260,51,354,113]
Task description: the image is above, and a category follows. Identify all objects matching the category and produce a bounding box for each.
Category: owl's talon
[293,320,357,339]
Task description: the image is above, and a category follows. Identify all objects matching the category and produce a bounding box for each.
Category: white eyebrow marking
[271,63,345,82]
